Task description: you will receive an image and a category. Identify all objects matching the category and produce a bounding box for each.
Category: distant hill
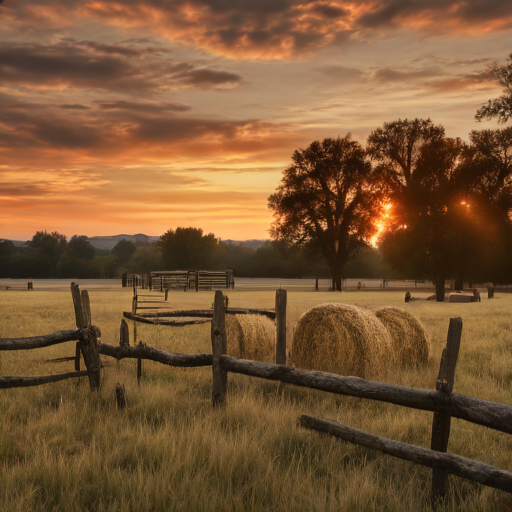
[86,233,160,250]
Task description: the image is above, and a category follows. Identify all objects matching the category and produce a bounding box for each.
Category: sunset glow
[0,0,510,242]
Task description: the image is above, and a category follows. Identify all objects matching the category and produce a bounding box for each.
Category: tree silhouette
[112,239,136,264]
[268,135,384,291]
[475,54,512,124]
[368,119,473,301]
[159,227,219,270]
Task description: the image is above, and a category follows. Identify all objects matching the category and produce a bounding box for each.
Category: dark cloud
[373,66,444,83]
[60,37,170,56]
[310,3,348,19]
[357,0,512,31]
[2,1,512,60]
[59,104,90,110]
[0,95,290,159]
[178,68,242,87]
[0,42,243,93]
[96,100,191,113]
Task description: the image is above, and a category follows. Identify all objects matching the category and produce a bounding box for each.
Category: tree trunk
[454,276,464,291]
[329,265,343,291]
[435,276,446,302]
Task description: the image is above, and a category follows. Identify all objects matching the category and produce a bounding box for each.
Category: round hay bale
[374,306,430,367]
[291,303,393,378]
[226,314,275,363]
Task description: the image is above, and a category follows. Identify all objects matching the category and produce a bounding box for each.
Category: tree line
[0,228,393,281]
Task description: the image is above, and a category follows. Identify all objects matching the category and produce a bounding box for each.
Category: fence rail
[299,414,512,494]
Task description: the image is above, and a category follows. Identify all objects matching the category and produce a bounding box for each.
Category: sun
[370,203,392,247]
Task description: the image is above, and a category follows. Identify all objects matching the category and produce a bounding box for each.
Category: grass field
[1,281,512,511]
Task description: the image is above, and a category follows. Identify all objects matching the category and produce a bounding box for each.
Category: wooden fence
[2,288,511,504]
[0,284,100,390]
[5,281,33,291]
[150,270,234,292]
[111,291,512,502]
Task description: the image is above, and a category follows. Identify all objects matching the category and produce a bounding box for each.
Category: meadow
[1,281,512,511]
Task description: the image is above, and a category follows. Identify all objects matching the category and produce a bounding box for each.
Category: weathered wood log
[71,283,85,328]
[79,326,101,391]
[0,330,83,350]
[81,290,91,326]
[212,291,227,407]
[123,308,276,320]
[98,342,213,367]
[122,312,211,326]
[431,317,462,503]
[300,414,512,494]
[0,371,89,389]
[220,356,512,435]
[275,289,287,365]
[116,383,127,409]
[46,356,77,363]
[120,319,129,346]
[75,341,81,371]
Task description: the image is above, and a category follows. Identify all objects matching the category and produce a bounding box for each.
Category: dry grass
[375,306,430,367]
[291,303,392,378]
[0,281,512,511]
[226,314,275,362]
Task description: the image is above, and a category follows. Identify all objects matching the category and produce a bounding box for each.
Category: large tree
[367,119,473,300]
[475,53,512,124]
[28,230,67,277]
[268,135,384,291]
[159,227,220,270]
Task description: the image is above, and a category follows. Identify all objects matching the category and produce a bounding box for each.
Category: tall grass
[1,283,512,511]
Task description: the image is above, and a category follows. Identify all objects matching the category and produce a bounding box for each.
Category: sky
[1,0,511,242]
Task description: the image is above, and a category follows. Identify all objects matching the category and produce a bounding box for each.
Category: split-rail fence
[1,287,511,506]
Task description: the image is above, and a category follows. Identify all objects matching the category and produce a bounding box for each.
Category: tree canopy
[475,53,512,124]
[159,227,220,270]
[268,135,385,290]
[112,239,137,263]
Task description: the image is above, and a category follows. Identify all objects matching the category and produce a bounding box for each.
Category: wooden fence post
[195,270,199,292]
[137,341,144,385]
[165,287,169,301]
[211,290,227,407]
[80,326,101,391]
[71,283,85,328]
[120,319,129,346]
[430,316,463,505]
[275,289,287,365]
[81,290,91,326]
[315,278,319,291]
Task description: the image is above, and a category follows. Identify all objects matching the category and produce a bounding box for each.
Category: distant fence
[150,270,234,292]
[5,281,33,291]
[2,288,512,505]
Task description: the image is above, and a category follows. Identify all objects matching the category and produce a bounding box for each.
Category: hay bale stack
[291,303,393,378]
[374,306,430,367]
[226,314,275,363]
